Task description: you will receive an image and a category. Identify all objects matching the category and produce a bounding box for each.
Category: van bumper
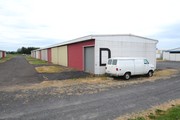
[105,72,121,77]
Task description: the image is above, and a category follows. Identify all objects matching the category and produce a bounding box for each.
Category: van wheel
[147,70,153,77]
[124,73,131,80]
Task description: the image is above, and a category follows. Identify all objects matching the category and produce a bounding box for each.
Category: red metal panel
[68,40,95,71]
[2,51,5,58]
[48,48,51,63]
[39,51,41,59]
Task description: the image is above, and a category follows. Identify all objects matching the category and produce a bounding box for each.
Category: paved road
[0,56,42,86]
[157,61,180,70]
[1,75,180,120]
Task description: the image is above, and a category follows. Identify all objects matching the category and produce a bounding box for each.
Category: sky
[0,0,180,51]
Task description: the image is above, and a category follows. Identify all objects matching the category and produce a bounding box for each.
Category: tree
[17,47,39,54]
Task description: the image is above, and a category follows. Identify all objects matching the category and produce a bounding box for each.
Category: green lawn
[25,56,48,65]
[0,54,16,63]
[130,105,180,120]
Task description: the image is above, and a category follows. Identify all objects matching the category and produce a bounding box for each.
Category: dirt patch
[35,65,75,73]
[116,99,180,120]
[154,69,177,76]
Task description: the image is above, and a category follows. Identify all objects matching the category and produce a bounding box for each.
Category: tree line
[7,47,39,54]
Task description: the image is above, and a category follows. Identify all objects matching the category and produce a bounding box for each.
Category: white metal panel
[169,54,176,61]
[163,52,170,60]
[94,36,157,74]
[175,54,180,61]
[32,34,158,51]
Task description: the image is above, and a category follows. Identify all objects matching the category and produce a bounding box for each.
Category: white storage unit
[156,50,163,59]
[94,35,158,74]
[163,47,180,61]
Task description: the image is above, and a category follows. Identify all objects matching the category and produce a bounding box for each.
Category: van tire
[124,72,131,80]
[147,70,153,77]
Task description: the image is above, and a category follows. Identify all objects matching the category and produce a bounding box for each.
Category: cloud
[149,23,180,50]
[0,0,180,51]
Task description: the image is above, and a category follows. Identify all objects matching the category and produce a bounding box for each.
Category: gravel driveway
[0,56,43,86]
[0,58,180,120]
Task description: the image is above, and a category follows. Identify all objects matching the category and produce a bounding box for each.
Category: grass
[36,66,64,73]
[25,56,48,64]
[0,54,17,63]
[130,105,180,120]
[116,99,180,120]
[35,65,74,73]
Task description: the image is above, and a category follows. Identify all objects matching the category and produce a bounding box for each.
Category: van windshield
[144,59,149,64]
[112,59,117,65]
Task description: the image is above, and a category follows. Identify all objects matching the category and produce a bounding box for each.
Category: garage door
[84,46,94,73]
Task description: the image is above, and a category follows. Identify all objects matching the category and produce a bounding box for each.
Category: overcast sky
[0,0,180,51]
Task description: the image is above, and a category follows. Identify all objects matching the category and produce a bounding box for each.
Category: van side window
[112,59,117,65]
[108,59,112,65]
[144,59,149,64]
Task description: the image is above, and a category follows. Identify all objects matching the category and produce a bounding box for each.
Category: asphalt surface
[0,58,180,120]
[1,75,180,120]
[40,71,90,81]
[0,56,43,86]
[157,61,180,70]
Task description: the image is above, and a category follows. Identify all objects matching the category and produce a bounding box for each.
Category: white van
[105,57,155,80]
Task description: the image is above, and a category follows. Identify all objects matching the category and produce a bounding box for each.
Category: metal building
[163,47,180,61]
[31,34,158,74]
[0,50,6,59]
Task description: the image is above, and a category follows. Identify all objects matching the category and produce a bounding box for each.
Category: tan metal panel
[58,46,68,66]
[41,49,48,61]
[51,47,58,64]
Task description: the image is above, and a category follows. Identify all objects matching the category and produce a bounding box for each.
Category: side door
[134,59,144,75]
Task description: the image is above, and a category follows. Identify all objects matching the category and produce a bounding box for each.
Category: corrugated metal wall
[58,46,68,66]
[35,51,39,59]
[51,47,58,64]
[68,40,95,70]
[163,52,180,61]
[94,36,157,74]
[48,48,51,63]
[0,51,6,58]
[2,51,5,58]
[41,49,48,61]
[39,51,41,59]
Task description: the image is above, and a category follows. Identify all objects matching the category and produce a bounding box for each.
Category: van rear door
[106,59,113,73]
[111,59,118,74]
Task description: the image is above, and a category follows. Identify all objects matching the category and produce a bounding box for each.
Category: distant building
[163,47,180,61]
[31,34,158,74]
[156,49,163,59]
[0,50,6,59]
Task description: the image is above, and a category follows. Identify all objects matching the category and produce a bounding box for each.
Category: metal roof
[32,34,158,52]
[164,47,180,52]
